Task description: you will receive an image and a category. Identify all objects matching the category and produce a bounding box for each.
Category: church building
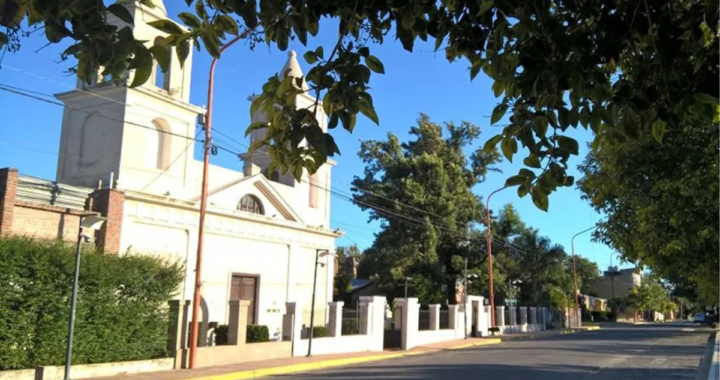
[0,0,341,341]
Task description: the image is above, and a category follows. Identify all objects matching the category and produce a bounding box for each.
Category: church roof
[278,50,309,92]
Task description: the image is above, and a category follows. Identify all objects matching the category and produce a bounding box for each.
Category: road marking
[681,328,696,332]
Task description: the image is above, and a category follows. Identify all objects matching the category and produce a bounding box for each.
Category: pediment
[191,174,303,223]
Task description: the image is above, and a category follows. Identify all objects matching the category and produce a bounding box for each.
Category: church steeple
[278,50,309,92]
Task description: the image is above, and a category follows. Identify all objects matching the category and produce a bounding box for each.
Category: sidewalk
[91,338,501,380]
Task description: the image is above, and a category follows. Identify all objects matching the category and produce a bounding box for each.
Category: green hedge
[214,324,270,344]
[341,318,359,335]
[246,325,270,343]
[311,326,329,338]
[0,237,184,370]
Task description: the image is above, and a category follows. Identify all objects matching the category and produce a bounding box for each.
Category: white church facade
[50,0,340,339]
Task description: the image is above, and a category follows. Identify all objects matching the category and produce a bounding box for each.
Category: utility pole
[189,30,253,369]
[571,225,597,327]
[485,186,507,328]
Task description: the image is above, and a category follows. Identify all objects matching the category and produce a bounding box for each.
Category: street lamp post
[64,215,106,380]
[403,277,413,298]
[570,225,597,327]
[485,186,507,328]
[188,29,255,369]
[308,249,335,357]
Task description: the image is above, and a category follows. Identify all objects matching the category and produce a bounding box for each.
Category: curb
[187,339,502,380]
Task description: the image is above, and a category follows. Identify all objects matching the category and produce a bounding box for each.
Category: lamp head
[81,215,107,231]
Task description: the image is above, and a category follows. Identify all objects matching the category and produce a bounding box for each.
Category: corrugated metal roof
[16,175,93,211]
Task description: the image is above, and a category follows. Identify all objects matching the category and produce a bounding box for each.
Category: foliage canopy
[2,0,717,210]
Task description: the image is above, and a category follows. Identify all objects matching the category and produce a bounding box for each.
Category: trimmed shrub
[311,326,329,338]
[0,236,184,370]
[341,318,359,335]
[214,325,229,345]
[246,325,270,343]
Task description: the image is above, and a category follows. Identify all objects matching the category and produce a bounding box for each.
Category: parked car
[693,312,706,323]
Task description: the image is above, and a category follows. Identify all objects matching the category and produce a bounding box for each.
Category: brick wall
[0,168,17,236]
[0,167,125,253]
[89,188,125,254]
[11,201,83,242]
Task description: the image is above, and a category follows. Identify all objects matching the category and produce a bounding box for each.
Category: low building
[592,267,642,300]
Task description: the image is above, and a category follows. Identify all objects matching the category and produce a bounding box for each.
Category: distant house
[334,255,373,307]
[592,267,642,300]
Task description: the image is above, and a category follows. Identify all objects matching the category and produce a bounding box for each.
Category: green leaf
[200,33,220,58]
[107,3,134,25]
[177,40,191,68]
[149,45,170,73]
[401,10,416,29]
[358,47,369,57]
[129,45,153,87]
[500,137,518,162]
[517,184,528,197]
[358,94,379,125]
[217,15,239,35]
[694,93,718,105]
[651,119,667,143]
[314,46,324,60]
[178,12,200,28]
[555,135,579,155]
[569,107,579,127]
[478,0,494,16]
[470,59,482,81]
[490,103,508,124]
[504,175,525,187]
[483,134,503,152]
[530,187,549,211]
[366,55,385,74]
[523,154,541,168]
[492,80,504,97]
[303,51,317,64]
[0,33,7,49]
[148,20,184,35]
[518,168,536,179]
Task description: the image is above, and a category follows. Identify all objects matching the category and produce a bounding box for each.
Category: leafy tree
[573,256,601,295]
[505,228,566,304]
[578,124,719,304]
[625,275,669,313]
[3,0,717,208]
[333,245,361,299]
[353,114,500,304]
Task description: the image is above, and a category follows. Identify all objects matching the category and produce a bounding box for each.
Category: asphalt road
[273,323,712,380]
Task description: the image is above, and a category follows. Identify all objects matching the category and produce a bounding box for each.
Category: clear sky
[0,2,629,272]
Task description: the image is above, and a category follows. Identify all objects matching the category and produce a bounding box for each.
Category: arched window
[238,195,264,215]
[145,119,171,169]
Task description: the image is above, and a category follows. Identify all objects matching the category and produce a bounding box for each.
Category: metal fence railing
[418,309,431,331]
[439,309,450,329]
[341,307,360,335]
[504,309,511,325]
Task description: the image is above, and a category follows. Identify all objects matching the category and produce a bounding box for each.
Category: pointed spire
[279,50,309,92]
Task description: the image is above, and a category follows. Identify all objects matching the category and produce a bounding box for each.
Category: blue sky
[0,2,629,272]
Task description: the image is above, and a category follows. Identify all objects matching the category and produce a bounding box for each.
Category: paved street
[273,323,711,380]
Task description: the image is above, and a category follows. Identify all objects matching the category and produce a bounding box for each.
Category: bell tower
[55,0,205,195]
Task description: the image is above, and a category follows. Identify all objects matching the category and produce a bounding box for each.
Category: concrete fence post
[228,300,250,345]
[168,300,189,369]
[496,306,505,327]
[477,302,488,337]
[509,306,517,326]
[448,304,459,330]
[429,304,440,331]
[396,298,419,350]
[283,302,296,342]
[361,296,387,351]
[328,301,344,337]
[520,307,528,326]
[529,307,537,325]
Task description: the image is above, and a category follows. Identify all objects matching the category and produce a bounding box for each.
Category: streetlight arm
[569,225,597,328]
[484,186,507,329]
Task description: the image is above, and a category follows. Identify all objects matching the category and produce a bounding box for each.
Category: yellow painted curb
[182,339,503,380]
[448,338,502,350]
[584,326,601,331]
[188,352,410,380]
